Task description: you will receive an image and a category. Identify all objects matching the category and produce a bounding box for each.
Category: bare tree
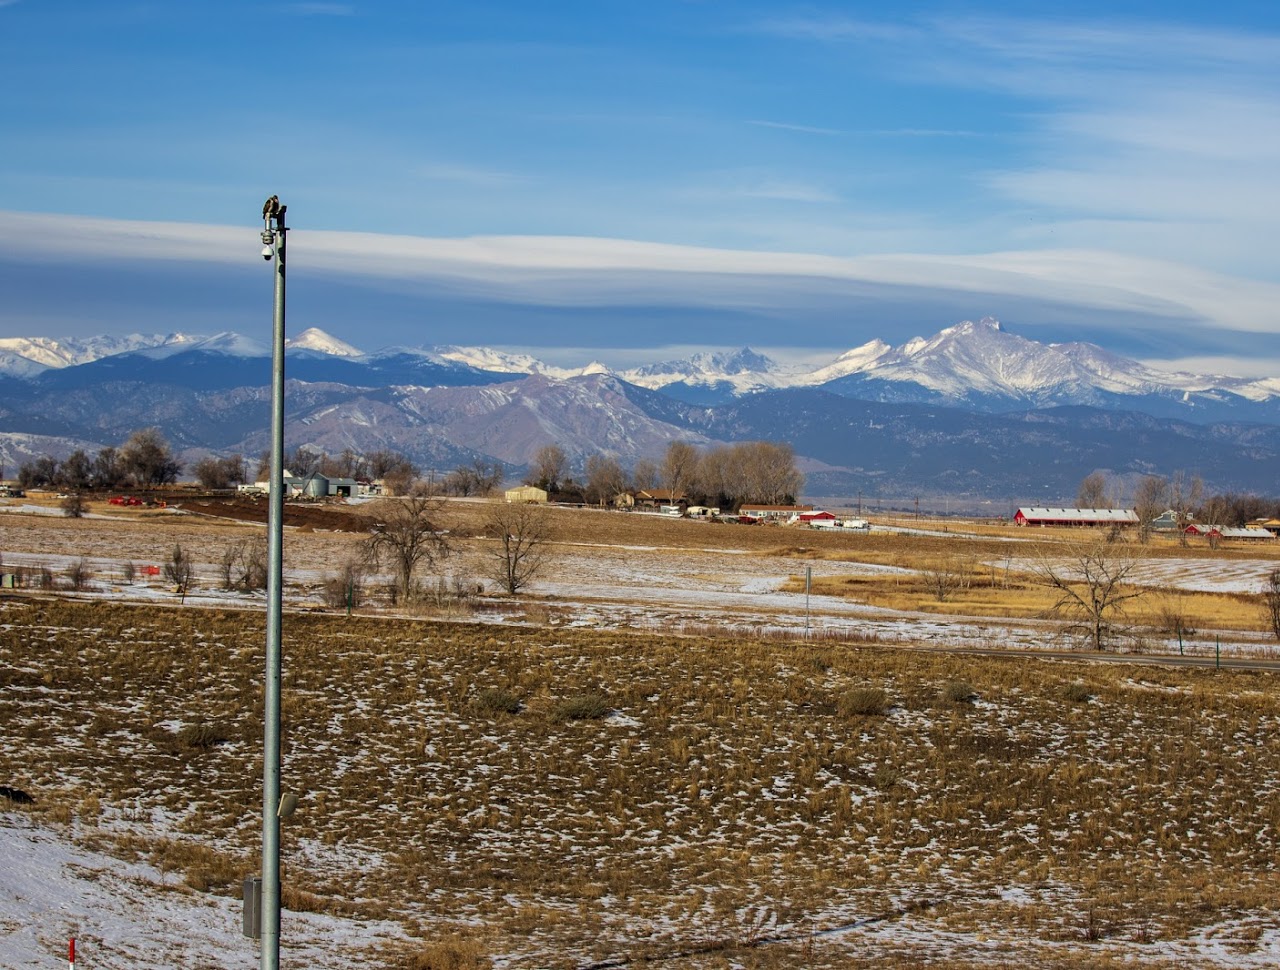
[584,454,627,506]
[364,497,450,603]
[1132,475,1168,544]
[1170,471,1204,547]
[630,457,658,493]
[92,447,127,489]
[1263,569,1280,644]
[443,458,505,497]
[737,440,804,506]
[194,454,249,490]
[59,450,93,491]
[163,543,195,604]
[487,501,553,595]
[1076,471,1110,509]
[662,441,699,504]
[1035,539,1147,651]
[65,558,94,591]
[120,427,181,486]
[923,553,964,602]
[527,444,568,493]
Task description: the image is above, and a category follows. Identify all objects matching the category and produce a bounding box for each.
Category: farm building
[1148,510,1187,531]
[504,485,548,504]
[685,505,720,518]
[1253,518,1280,536]
[635,489,686,509]
[1185,524,1275,541]
[797,510,838,525]
[739,504,814,521]
[1013,507,1140,528]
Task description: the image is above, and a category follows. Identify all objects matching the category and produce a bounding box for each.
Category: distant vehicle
[108,496,143,506]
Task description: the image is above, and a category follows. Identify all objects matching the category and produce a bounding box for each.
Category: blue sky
[1,1,1278,375]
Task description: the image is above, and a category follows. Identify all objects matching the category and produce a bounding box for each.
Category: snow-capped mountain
[286,328,363,357]
[0,319,1278,501]
[0,333,199,376]
[433,345,610,380]
[620,347,792,399]
[813,318,1280,417]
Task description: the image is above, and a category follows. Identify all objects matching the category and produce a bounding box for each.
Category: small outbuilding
[505,485,548,504]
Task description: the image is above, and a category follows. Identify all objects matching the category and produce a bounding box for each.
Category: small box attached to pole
[243,875,263,939]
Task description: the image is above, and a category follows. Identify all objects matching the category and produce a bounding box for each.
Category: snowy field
[3,503,1280,968]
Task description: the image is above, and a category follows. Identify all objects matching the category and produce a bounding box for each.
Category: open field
[3,498,1280,967]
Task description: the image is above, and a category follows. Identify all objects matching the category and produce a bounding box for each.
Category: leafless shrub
[163,544,194,602]
[219,537,267,591]
[61,491,87,518]
[1154,595,1197,638]
[418,575,482,612]
[923,556,962,602]
[1264,569,1280,644]
[121,561,136,584]
[65,558,94,591]
[322,562,366,610]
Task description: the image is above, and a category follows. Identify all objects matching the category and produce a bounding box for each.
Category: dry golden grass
[4,597,1280,967]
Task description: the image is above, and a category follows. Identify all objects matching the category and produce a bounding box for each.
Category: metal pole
[805,565,811,634]
[262,198,287,970]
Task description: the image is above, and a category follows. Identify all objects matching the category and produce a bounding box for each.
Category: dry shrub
[471,688,522,716]
[940,681,977,704]
[838,687,890,717]
[177,723,228,750]
[394,936,489,970]
[1061,682,1093,704]
[553,690,611,721]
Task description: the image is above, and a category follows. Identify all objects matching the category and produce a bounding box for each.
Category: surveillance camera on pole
[256,194,287,970]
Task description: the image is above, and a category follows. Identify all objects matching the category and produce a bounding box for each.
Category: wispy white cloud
[1141,356,1280,382]
[746,120,843,136]
[4,211,1278,339]
[757,12,1280,282]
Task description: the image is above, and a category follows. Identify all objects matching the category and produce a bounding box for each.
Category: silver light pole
[260,195,287,970]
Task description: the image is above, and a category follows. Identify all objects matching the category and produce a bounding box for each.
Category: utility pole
[259,195,287,970]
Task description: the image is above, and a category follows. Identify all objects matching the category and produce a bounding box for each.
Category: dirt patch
[176,497,373,533]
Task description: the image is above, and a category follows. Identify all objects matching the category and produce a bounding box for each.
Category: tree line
[1077,469,1280,537]
[518,440,803,511]
[17,428,182,490]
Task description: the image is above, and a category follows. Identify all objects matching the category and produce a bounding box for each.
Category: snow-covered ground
[0,812,403,969]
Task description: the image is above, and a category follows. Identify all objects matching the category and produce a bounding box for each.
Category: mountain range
[0,318,1276,508]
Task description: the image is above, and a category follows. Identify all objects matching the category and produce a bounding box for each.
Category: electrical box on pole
[243,876,263,939]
